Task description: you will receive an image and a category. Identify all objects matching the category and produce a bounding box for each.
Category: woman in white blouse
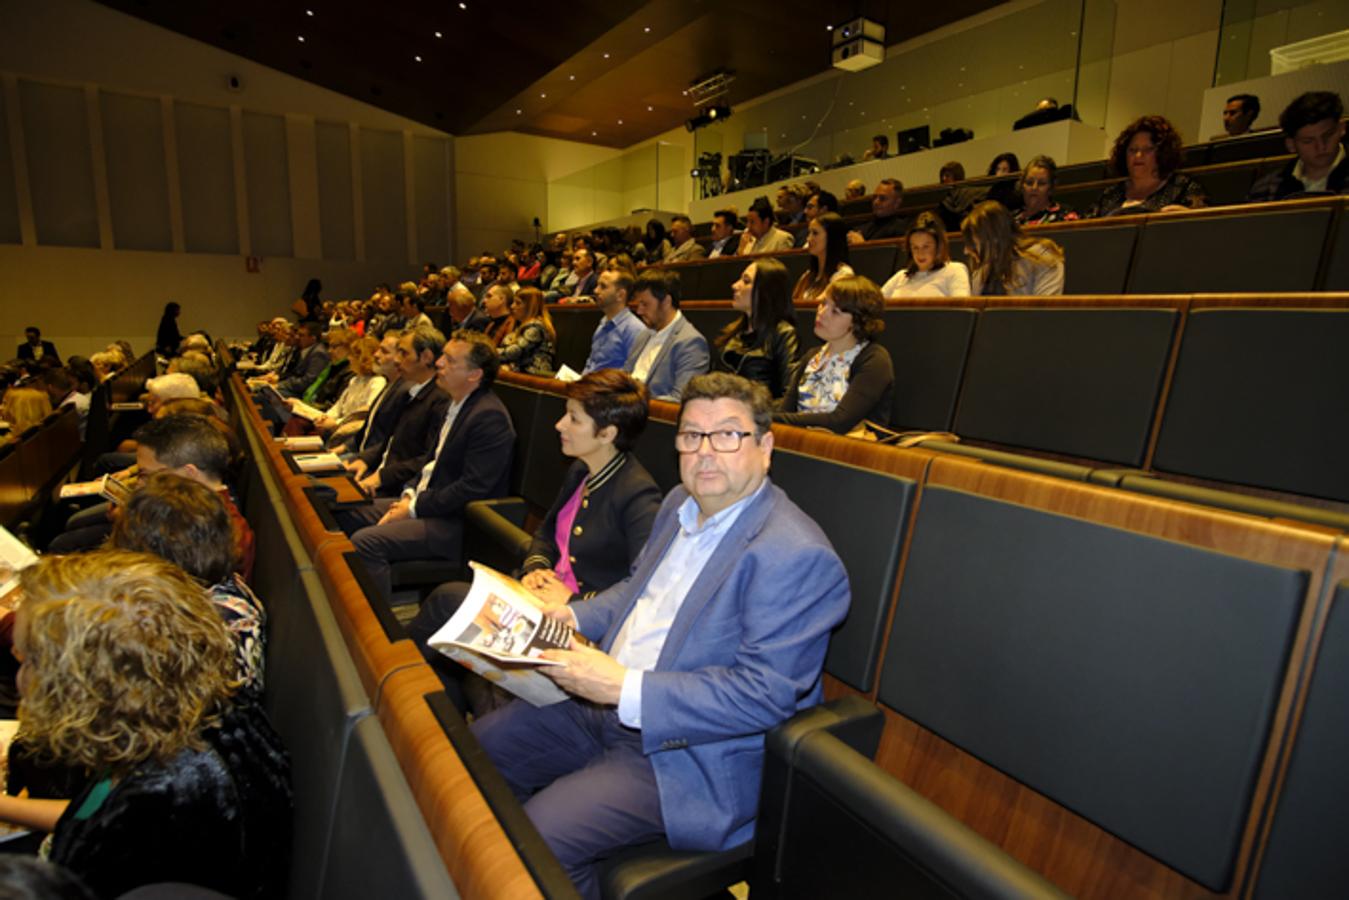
[792,212,855,304]
[881,212,971,298]
[313,335,387,442]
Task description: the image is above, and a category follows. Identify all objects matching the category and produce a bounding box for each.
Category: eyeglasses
[675,430,755,453]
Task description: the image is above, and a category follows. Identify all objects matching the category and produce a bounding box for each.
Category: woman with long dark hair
[962,200,1064,295]
[792,212,853,304]
[717,258,801,398]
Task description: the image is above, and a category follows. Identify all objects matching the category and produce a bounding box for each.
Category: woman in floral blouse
[498,286,557,376]
[1087,115,1206,217]
[774,275,894,435]
[1015,155,1080,227]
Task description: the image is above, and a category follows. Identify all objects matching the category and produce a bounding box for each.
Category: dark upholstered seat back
[549,306,601,372]
[1253,581,1349,898]
[849,244,899,286]
[879,485,1309,890]
[953,307,1178,465]
[1152,308,1349,502]
[1050,223,1138,294]
[1128,206,1332,293]
[631,417,681,495]
[770,449,916,692]
[495,381,541,498]
[321,717,461,899]
[520,393,570,510]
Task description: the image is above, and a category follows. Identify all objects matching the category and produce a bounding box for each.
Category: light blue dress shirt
[582,307,645,374]
[611,481,766,727]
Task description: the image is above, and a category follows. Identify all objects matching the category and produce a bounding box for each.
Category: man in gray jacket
[624,269,708,402]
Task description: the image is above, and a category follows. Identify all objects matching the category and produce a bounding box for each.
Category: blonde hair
[3,388,53,434]
[17,551,236,774]
[349,336,380,376]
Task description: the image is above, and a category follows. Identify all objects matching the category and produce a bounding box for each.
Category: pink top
[551,479,586,594]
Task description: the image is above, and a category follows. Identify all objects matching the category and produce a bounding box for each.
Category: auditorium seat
[1041,221,1138,294]
[1127,202,1332,293]
[947,303,1180,465]
[1250,577,1349,897]
[875,456,1330,894]
[1149,304,1349,503]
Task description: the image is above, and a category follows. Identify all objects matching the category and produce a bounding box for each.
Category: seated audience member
[794,212,854,303]
[1015,154,1080,226]
[775,183,809,226]
[442,265,476,304]
[1248,91,1348,201]
[346,326,449,496]
[516,245,544,286]
[499,287,557,376]
[940,161,966,184]
[331,331,410,457]
[400,291,434,331]
[624,269,709,401]
[775,275,894,434]
[407,369,662,709]
[145,371,201,413]
[155,301,183,356]
[1222,93,1261,137]
[634,219,672,265]
[1087,115,1206,216]
[707,209,739,258]
[89,350,122,382]
[8,551,291,900]
[338,331,513,599]
[736,197,795,256]
[544,251,576,299]
[963,200,1065,296]
[938,162,985,231]
[1013,97,1065,130]
[17,327,57,364]
[472,372,850,899]
[64,357,97,397]
[492,261,521,296]
[563,248,600,301]
[719,258,800,398]
[257,320,329,398]
[986,152,1022,210]
[109,472,265,694]
[795,189,839,247]
[665,215,705,262]
[39,368,89,437]
[882,212,972,297]
[582,268,646,374]
[863,133,890,160]
[480,283,517,345]
[1,388,52,443]
[844,179,867,200]
[447,287,482,332]
[989,152,1019,176]
[847,178,908,245]
[310,335,388,442]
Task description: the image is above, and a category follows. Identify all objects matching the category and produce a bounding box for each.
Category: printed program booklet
[58,474,133,505]
[427,562,575,706]
[0,527,38,599]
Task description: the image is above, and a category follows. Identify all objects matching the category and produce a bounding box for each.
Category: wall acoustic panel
[413,135,448,265]
[242,111,292,259]
[0,87,20,244]
[175,101,238,255]
[19,80,98,248]
[315,122,355,261]
[100,91,171,252]
[360,128,406,263]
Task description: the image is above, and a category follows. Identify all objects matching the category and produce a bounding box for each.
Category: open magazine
[58,473,134,505]
[427,562,575,706]
[0,527,38,599]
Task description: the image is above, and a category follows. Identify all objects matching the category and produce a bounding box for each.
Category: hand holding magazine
[427,562,579,706]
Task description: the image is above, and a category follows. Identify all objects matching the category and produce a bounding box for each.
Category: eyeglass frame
[674,429,757,454]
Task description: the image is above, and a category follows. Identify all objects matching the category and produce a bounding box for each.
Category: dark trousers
[471,700,664,900]
[334,498,462,602]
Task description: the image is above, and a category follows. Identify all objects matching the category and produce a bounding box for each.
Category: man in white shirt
[622,269,708,401]
[473,373,850,899]
[340,331,513,600]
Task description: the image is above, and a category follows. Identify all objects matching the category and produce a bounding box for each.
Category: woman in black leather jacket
[715,257,801,399]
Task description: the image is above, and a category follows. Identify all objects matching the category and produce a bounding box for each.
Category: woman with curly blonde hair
[5,551,291,899]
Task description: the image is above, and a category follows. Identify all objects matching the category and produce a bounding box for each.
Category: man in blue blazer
[473,372,850,899]
[623,269,709,401]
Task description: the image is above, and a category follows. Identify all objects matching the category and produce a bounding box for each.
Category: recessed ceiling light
[591,131,598,136]
[644,26,650,32]
[414,55,422,62]
[515,109,522,115]
[647,106,653,111]
[826,24,833,31]
[568,74,575,80]
[434,31,442,38]
[540,92,547,98]
[618,119,623,124]
[297,35,305,42]
[603,52,610,59]
[306,9,314,16]
[458,2,467,8]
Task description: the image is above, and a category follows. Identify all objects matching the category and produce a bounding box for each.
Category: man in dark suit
[274,321,330,397]
[339,330,514,599]
[17,327,58,364]
[344,326,449,497]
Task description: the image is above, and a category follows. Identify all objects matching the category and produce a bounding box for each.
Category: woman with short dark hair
[718,258,801,398]
[1088,115,1206,216]
[774,275,894,434]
